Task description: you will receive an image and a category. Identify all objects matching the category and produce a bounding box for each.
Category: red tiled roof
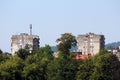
[75,54,90,60]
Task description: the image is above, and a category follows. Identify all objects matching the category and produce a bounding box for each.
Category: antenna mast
[30,24,32,35]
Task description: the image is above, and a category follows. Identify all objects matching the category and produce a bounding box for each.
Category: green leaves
[0,33,120,80]
[76,58,94,80]
[23,63,42,80]
[46,54,78,80]
[0,49,120,80]
[90,51,120,80]
[76,50,120,80]
[0,57,23,80]
[16,48,30,60]
[56,33,77,54]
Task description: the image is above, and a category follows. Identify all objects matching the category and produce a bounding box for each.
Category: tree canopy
[0,33,120,80]
[56,33,77,54]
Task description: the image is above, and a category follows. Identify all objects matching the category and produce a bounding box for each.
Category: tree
[23,53,46,80]
[46,52,79,80]
[23,63,43,80]
[23,45,54,80]
[0,57,24,80]
[76,58,94,80]
[0,50,9,63]
[37,45,53,61]
[16,48,29,60]
[46,58,63,80]
[56,33,77,55]
[38,45,53,80]
[0,49,2,54]
[90,52,120,80]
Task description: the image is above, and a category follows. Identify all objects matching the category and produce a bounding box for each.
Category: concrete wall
[11,33,39,55]
[77,33,105,55]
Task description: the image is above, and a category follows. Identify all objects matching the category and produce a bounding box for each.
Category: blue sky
[0,0,120,52]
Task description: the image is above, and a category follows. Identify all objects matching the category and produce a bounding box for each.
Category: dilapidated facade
[77,33,105,55]
[11,33,39,55]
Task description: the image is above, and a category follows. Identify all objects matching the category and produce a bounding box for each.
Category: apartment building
[11,33,39,55]
[11,24,39,55]
[77,33,105,55]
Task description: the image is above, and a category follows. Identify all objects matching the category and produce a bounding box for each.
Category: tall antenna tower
[30,24,32,35]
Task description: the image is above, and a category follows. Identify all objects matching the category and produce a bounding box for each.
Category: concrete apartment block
[11,33,39,55]
[77,32,105,55]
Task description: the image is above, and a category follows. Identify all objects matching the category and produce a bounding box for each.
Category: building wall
[11,33,39,55]
[77,33,105,55]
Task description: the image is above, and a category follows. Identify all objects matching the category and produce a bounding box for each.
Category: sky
[0,0,120,52]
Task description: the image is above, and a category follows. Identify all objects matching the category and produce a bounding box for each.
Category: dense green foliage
[0,48,119,80]
[0,33,120,80]
[56,33,77,54]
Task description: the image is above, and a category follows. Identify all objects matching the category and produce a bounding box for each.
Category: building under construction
[11,24,40,55]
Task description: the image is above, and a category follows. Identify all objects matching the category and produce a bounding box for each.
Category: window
[84,51,86,54]
[90,46,94,48]
[90,35,93,38]
[90,39,93,42]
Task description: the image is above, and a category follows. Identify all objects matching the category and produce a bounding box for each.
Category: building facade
[77,33,105,55]
[11,33,39,55]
